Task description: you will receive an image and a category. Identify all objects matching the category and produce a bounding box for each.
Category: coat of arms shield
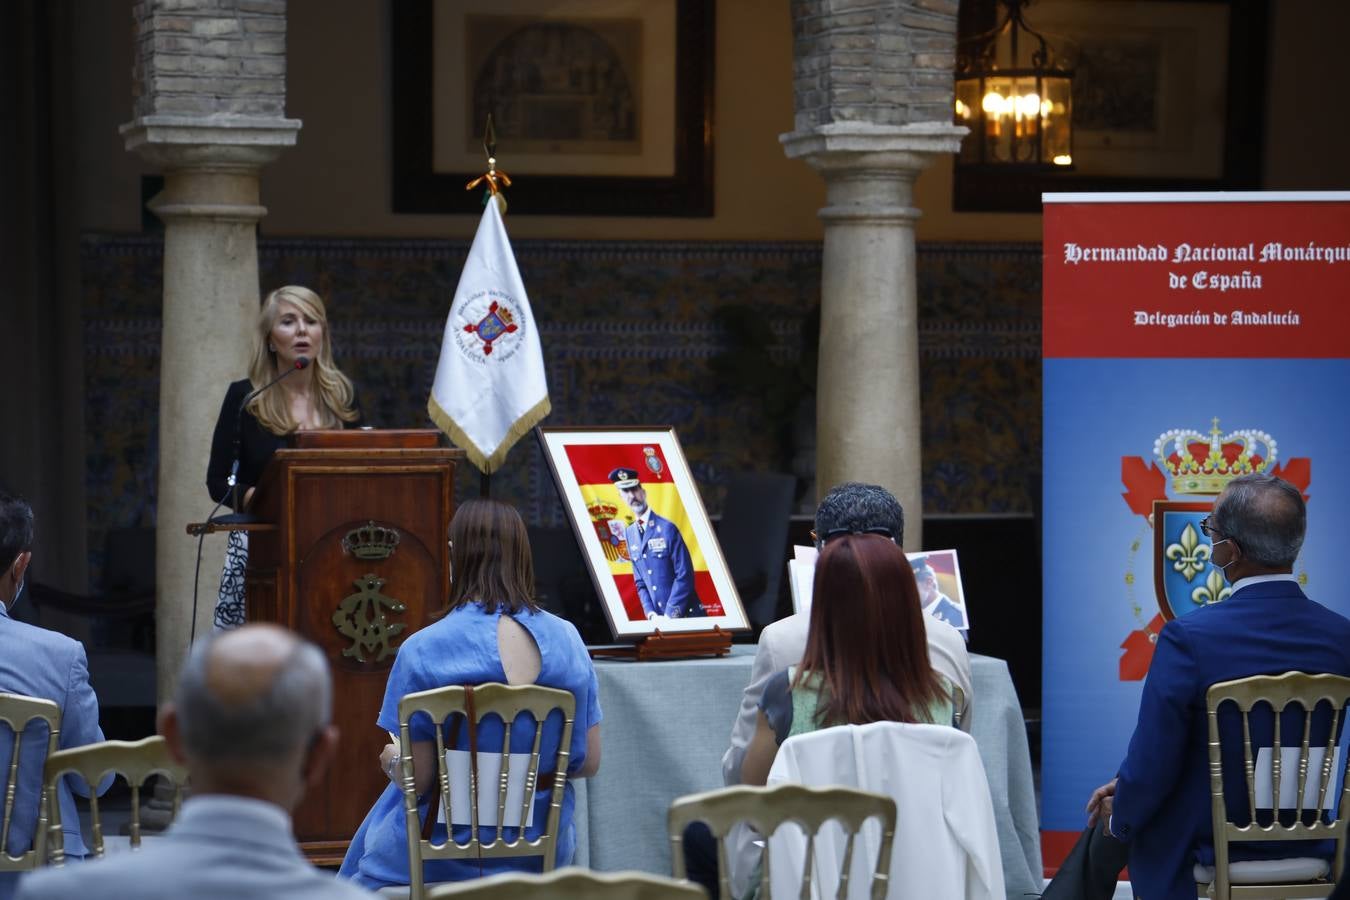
[1152,499,1231,621]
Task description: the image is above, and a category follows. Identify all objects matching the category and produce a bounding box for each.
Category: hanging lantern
[955,0,1074,170]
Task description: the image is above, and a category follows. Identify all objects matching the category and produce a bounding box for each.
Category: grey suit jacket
[0,604,105,865]
[16,795,376,900]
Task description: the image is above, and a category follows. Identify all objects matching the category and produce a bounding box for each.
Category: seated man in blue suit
[0,492,108,900]
[1046,473,1350,900]
[17,624,373,900]
[610,467,705,619]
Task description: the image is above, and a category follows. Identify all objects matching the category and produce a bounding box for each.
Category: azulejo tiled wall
[81,236,1041,585]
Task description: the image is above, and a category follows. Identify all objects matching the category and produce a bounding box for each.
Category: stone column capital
[780,121,968,175]
[120,114,302,171]
[783,122,968,225]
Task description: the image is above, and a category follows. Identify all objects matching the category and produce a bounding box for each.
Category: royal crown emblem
[643,447,664,478]
[341,520,401,560]
[587,500,631,563]
[463,300,518,354]
[1153,417,1276,495]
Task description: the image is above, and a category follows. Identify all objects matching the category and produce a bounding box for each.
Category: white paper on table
[435,750,539,827]
[1253,746,1341,810]
[793,544,818,563]
[788,558,816,617]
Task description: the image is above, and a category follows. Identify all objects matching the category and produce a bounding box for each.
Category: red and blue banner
[1041,192,1350,870]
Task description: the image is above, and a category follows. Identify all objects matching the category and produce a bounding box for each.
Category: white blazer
[763,722,1004,900]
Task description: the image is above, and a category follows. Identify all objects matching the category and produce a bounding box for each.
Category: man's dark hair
[814,482,904,546]
[1211,473,1305,569]
[0,492,35,572]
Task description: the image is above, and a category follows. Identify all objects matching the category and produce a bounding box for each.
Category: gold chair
[423,865,705,899]
[393,683,576,900]
[668,783,898,900]
[0,693,60,874]
[1199,672,1350,900]
[43,735,189,865]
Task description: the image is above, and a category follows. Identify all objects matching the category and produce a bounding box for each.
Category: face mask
[1212,539,1236,581]
[5,574,23,611]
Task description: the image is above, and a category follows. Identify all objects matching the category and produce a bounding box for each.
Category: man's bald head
[173,624,332,768]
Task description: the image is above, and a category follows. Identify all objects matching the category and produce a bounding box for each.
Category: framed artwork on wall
[391,0,715,217]
[954,0,1268,212]
[537,426,747,640]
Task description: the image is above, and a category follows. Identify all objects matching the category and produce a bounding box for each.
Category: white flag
[428,199,550,473]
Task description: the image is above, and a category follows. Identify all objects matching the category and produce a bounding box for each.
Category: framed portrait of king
[537,426,748,640]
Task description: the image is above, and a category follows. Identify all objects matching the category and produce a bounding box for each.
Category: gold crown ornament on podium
[341,520,402,560]
[1153,417,1276,495]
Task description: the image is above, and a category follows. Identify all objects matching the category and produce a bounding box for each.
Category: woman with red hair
[740,533,954,785]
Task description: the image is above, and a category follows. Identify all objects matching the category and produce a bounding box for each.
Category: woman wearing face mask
[205,285,363,629]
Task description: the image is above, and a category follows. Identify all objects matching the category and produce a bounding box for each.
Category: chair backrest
[951,684,965,729]
[396,682,576,899]
[424,865,706,899]
[766,722,1005,900]
[1205,672,1350,898]
[668,783,897,900]
[43,735,189,865]
[0,693,61,873]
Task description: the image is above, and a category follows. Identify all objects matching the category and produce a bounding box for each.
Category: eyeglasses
[810,526,895,546]
[1198,516,1221,539]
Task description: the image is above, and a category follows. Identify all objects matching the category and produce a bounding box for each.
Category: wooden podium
[245,429,462,864]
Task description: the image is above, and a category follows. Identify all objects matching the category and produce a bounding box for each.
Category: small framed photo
[537,426,748,639]
[908,549,969,632]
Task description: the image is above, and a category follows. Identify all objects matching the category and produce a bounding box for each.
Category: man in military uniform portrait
[913,556,966,629]
[609,467,705,619]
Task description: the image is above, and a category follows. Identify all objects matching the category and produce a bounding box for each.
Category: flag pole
[430,113,548,495]
[466,113,510,215]
[467,114,506,501]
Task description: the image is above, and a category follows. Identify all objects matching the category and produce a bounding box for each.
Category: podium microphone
[226,356,310,513]
[195,356,312,645]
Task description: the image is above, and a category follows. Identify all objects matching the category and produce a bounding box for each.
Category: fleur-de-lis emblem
[1190,568,1232,607]
[1164,523,1211,582]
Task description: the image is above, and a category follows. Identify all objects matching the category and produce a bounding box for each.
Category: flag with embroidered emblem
[428,199,550,473]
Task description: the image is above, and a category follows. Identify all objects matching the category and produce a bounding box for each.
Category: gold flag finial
[467,113,510,213]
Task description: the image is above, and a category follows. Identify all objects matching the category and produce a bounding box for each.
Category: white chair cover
[761,722,1004,900]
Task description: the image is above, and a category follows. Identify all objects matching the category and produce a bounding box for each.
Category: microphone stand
[223,356,310,519]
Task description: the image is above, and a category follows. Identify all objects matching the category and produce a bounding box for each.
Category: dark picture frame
[954,0,1268,212]
[391,0,715,217]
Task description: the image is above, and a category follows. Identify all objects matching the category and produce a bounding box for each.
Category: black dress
[206,377,364,627]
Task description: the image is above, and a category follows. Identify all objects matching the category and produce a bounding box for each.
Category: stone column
[121,0,299,703]
[783,0,965,550]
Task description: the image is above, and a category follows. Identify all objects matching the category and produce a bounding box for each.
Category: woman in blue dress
[339,499,602,889]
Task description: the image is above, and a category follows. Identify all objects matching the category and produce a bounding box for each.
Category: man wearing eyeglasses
[673,483,975,897]
[1045,473,1350,900]
[722,481,973,787]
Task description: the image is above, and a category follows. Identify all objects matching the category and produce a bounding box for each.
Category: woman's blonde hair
[246,285,359,435]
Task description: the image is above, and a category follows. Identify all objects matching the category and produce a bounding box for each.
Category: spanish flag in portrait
[562,442,726,622]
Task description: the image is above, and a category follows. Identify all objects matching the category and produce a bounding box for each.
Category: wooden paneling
[245,434,462,861]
